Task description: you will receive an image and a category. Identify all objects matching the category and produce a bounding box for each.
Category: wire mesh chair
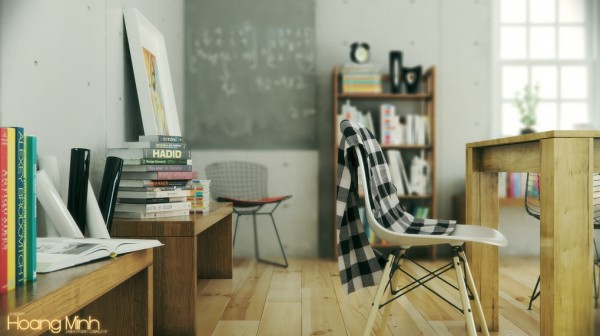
[206,161,291,267]
[526,172,600,309]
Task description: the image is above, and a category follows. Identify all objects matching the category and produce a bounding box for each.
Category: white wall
[0,0,184,196]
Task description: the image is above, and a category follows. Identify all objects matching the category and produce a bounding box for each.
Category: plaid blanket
[336,120,456,294]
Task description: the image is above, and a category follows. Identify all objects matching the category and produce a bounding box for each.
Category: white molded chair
[354,147,508,336]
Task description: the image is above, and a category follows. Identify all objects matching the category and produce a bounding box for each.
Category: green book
[25,135,37,281]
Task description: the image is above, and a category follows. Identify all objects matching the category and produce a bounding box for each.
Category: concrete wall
[0,0,184,196]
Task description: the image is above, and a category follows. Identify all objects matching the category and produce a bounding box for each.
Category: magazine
[37,237,162,273]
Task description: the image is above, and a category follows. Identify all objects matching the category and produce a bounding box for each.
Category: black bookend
[389,51,403,94]
[402,65,423,94]
[98,156,124,232]
[67,148,90,235]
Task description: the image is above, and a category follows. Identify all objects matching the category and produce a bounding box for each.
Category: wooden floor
[197,256,600,335]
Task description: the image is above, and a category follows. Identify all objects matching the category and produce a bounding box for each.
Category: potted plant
[513,83,540,134]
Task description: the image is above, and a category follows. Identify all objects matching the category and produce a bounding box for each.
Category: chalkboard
[184,0,316,149]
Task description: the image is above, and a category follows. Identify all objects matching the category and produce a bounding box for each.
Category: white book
[116,189,189,199]
[37,237,162,273]
[397,151,413,195]
[115,201,191,213]
[386,151,405,195]
[113,209,190,219]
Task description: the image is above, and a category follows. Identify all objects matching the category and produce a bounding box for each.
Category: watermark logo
[7,312,108,334]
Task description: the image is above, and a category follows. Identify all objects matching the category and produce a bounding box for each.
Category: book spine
[142,149,191,159]
[6,128,15,290]
[122,165,193,172]
[14,127,25,287]
[0,129,8,293]
[148,142,187,149]
[115,201,191,213]
[123,158,193,165]
[117,196,187,204]
[139,135,183,143]
[25,136,37,281]
[120,179,191,187]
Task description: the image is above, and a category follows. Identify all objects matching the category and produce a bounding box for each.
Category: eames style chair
[336,120,507,336]
[526,172,600,309]
[206,161,290,268]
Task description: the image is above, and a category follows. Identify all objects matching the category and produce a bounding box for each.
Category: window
[495,0,595,136]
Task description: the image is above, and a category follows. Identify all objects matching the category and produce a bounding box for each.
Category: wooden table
[111,202,233,335]
[466,131,600,335]
[0,249,153,335]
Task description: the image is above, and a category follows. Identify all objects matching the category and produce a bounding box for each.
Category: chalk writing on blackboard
[185,0,316,149]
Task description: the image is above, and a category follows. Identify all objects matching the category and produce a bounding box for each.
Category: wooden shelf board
[337,92,432,99]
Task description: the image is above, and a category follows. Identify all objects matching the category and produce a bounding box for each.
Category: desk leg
[465,148,499,331]
[198,213,233,279]
[540,138,593,336]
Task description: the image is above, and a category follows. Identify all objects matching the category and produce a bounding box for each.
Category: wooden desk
[111,202,233,335]
[0,249,153,335]
[466,131,600,335]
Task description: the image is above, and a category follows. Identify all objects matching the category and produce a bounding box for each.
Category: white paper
[37,156,61,237]
[85,181,111,239]
[36,170,84,238]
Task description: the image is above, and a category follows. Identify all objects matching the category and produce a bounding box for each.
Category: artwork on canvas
[124,8,181,136]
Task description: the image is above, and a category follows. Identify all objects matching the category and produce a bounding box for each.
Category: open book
[37,237,162,273]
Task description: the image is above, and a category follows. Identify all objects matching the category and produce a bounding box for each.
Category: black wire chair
[526,173,600,309]
[206,161,290,268]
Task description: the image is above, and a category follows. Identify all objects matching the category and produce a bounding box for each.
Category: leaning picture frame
[123,8,181,136]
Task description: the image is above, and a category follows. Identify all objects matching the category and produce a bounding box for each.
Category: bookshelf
[332,65,437,258]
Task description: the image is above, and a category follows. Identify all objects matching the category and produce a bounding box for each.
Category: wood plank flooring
[197,256,600,335]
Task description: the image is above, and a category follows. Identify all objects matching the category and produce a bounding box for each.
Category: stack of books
[109,135,199,219]
[189,179,211,213]
[341,64,382,93]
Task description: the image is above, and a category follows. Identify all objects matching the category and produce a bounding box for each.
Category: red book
[0,128,8,293]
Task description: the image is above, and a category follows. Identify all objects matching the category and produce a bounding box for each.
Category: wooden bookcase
[332,65,437,258]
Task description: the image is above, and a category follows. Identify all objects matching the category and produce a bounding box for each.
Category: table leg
[540,137,594,335]
[465,147,500,331]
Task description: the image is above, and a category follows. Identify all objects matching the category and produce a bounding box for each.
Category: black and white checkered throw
[336,120,456,294]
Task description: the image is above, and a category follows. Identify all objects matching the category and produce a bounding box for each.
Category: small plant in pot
[513,83,540,134]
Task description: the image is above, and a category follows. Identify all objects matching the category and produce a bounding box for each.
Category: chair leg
[528,276,540,310]
[253,212,288,268]
[363,253,395,336]
[459,249,490,336]
[452,248,477,336]
[376,251,404,336]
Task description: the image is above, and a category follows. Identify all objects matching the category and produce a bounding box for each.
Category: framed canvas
[124,8,181,136]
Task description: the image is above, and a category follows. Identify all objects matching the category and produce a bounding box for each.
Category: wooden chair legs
[363,247,489,336]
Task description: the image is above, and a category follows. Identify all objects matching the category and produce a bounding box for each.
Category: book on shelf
[119,141,188,149]
[118,185,190,192]
[122,164,193,172]
[341,63,382,93]
[386,150,413,196]
[113,209,190,219]
[107,148,191,160]
[0,128,9,293]
[337,101,375,144]
[379,104,429,146]
[115,201,191,214]
[25,135,37,282]
[117,196,187,204]
[138,134,183,143]
[36,237,162,273]
[188,180,211,213]
[122,158,192,166]
[116,189,189,199]
[14,127,25,287]
[119,179,192,188]
[6,128,16,290]
[121,170,198,180]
